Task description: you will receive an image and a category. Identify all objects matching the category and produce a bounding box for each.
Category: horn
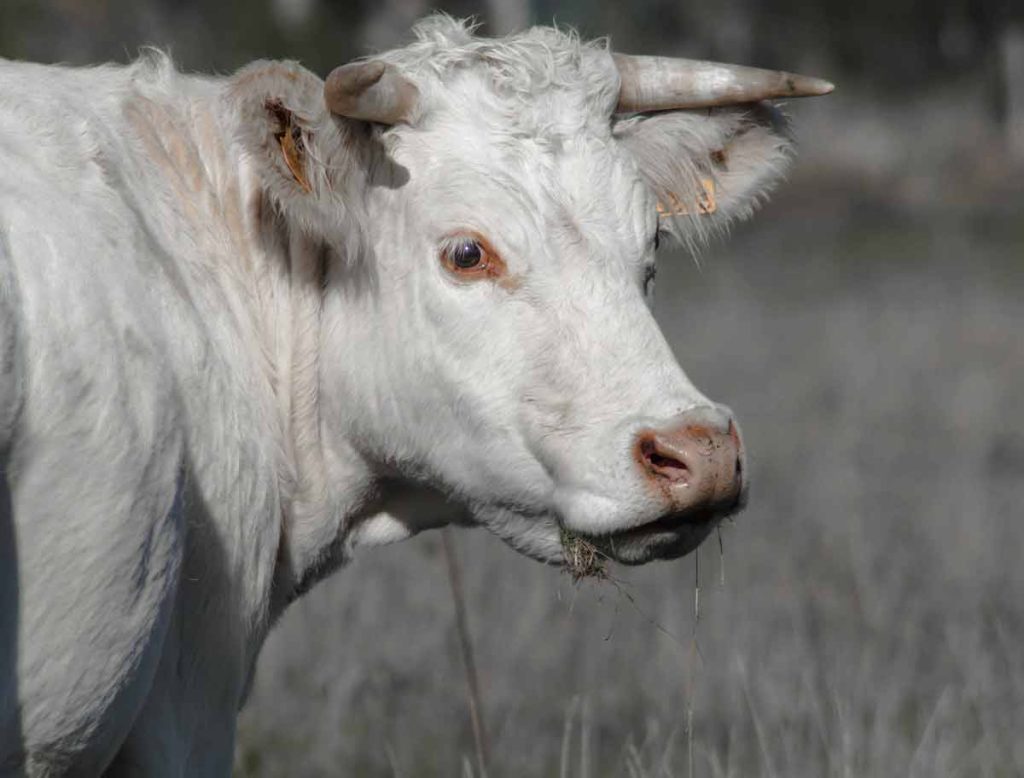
[613,53,834,112]
[324,60,419,124]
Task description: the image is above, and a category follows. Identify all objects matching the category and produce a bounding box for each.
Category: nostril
[636,413,746,517]
[638,434,690,482]
[650,452,683,470]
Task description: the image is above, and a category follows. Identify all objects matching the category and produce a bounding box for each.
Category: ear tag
[277,121,313,194]
[657,178,717,218]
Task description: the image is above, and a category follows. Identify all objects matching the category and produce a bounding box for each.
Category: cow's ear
[615,103,792,249]
[229,61,350,233]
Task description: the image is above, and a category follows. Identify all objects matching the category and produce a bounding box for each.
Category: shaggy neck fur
[222,70,455,616]
[119,60,392,624]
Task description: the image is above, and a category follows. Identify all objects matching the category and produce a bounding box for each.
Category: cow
[0,15,831,776]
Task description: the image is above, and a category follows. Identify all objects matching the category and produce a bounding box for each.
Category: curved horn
[324,60,419,124]
[613,53,834,112]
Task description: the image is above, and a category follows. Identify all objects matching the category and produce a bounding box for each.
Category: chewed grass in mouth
[559,527,607,582]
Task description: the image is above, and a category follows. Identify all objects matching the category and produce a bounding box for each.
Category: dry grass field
[235,104,1024,776]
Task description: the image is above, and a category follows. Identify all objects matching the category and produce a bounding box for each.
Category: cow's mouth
[573,500,743,566]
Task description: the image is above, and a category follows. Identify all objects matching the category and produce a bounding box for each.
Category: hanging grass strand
[718,526,726,587]
[441,528,490,778]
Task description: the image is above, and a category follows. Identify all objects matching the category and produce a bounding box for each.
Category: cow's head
[235,17,831,575]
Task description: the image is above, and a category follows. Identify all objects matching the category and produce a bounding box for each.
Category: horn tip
[812,78,836,95]
[791,74,835,97]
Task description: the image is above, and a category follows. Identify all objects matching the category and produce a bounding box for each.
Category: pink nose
[635,411,745,517]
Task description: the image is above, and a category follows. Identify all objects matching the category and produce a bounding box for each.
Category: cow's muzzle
[634,409,745,517]
[592,408,746,564]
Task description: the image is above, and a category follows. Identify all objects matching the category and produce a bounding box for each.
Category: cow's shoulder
[0,64,193,771]
[0,59,196,422]
[0,182,190,771]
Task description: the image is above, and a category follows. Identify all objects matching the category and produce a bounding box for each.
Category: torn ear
[616,102,793,249]
[230,59,380,249]
[229,60,357,236]
[265,98,313,194]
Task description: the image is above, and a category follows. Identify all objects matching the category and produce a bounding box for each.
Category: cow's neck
[262,223,368,612]
[160,83,464,617]
[260,218,469,613]
[124,82,371,616]
[240,160,429,615]
[254,223,477,617]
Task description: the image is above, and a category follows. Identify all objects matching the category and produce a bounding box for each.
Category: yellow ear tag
[278,124,313,194]
[657,178,717,218]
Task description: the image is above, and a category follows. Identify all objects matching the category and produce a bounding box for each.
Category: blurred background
[3,1,1023,775]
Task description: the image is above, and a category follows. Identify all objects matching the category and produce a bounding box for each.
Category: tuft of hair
[381,13,618,122]
[128,46,177,83]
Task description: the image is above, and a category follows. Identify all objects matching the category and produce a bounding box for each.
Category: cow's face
[242,22,798,568]
[341,127,741,565]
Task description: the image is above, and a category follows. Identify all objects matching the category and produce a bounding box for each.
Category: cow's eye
[440,234,508,283]
[449,239,483,269]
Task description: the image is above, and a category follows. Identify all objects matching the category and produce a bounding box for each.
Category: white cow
[0,16,830,776]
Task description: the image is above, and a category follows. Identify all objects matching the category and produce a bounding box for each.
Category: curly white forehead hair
[386,15,606,90]
[377,14,620,140]
[367,14,793,251]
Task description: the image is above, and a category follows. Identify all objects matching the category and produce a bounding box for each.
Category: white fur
[0,17,793,774]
